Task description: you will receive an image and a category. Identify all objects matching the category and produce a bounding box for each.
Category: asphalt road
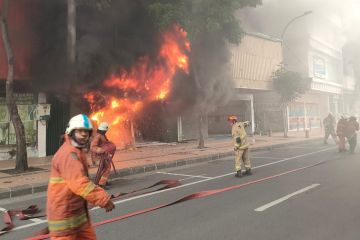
[1,140,359,240]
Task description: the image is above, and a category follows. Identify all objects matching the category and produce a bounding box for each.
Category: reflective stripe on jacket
[232,122,249,150]
[47,135,110,236]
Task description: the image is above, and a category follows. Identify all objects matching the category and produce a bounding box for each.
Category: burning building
[0,0,237,159]
[84,25,190,148]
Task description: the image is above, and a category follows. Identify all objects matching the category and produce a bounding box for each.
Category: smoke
[191,33,234,114]
[26,0,234,114]
[29,0,162,93]
[238,0,360,40]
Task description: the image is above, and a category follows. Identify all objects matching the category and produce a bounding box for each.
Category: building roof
[245,32,282,43]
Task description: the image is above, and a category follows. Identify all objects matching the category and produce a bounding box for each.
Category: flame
[84,26,190,147]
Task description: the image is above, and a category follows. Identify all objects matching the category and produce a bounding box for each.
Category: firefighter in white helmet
[228,116,252,177]
[47,114,115,239]
[90,122,115,189]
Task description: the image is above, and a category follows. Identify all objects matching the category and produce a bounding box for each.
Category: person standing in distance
[228,116,252,178]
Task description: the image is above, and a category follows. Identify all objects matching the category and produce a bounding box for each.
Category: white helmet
[67,114,93,135]
[98,122,109,131]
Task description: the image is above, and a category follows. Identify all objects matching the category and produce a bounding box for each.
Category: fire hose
[94,142,117,185]
[23,159,328,240]
[0,179,181,237]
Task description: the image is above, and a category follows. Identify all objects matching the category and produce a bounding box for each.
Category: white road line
[0,207,46,235]
[254,184,320,212]
[156,171,212,179]
[2,147,335,233]
[1,206,44,223]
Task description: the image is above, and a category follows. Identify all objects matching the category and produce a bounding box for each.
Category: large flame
[84,26,190,148]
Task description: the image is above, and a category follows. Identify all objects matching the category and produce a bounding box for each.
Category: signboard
[0,93,37,145]
[36,104,51,121]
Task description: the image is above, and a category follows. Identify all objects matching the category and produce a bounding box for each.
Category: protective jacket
[47,135,110,237]
[346,119,359,138]
[232,122,249,150]
[336,118,348,137]
[90,133,108,159]
[323,115,335,130]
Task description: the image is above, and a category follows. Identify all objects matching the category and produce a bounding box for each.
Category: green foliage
[272,68,311,104]
[148,0,262,44]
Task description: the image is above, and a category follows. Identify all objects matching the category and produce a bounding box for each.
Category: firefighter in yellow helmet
[228,116,252,177]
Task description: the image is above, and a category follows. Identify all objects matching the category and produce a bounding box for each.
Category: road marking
[179,176,200,181]
[156,171,212,179]
[255,184,320,212]
[2,147,335,234]
[0,206,44,224]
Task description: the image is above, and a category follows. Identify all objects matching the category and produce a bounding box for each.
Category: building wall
[180,113,208,141]
[208,99,252,135]
[231,33,282,90]
[253,91,283,132]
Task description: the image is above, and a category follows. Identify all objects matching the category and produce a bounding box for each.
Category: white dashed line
[254,184,320,212]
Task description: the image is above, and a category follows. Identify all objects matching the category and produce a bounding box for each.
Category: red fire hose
[23,160,327,240]
[0,179,180,237]
[94,142,117,185]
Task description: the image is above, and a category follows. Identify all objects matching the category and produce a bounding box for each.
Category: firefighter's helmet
[98,122,109,131]
[227,116,238,122]
[67,114,93,135]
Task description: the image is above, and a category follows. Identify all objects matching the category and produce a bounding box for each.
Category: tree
[149,0,262,148]
[0,0,28,171]
[272,68,311,137]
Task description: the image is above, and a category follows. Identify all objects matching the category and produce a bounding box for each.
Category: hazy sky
[238,0,360,42]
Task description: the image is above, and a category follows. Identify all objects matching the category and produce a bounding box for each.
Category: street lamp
[280,11,313,39]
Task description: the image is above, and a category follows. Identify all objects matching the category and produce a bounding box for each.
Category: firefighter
[346,116,359,154]
[91,122,114,189]
[336,115,348,152]
[323,112,337,144]
[228,116,252,177]
[47,114,115,240]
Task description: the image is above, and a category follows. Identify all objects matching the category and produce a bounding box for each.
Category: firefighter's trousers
[234,148,250,171]
[348,134,357,153]
[51,222,96,240]
[99,159,111,186]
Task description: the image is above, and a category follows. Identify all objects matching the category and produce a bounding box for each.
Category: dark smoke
[3,0,236,140]
[27,0,234,113]
[30,0,161,93]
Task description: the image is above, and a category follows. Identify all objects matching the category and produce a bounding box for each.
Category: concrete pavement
[0,129,323,199]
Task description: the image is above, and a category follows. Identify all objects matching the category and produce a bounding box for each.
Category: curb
[0,137,322,200]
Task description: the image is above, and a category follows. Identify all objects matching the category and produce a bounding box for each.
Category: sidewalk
[0,129,323,199]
